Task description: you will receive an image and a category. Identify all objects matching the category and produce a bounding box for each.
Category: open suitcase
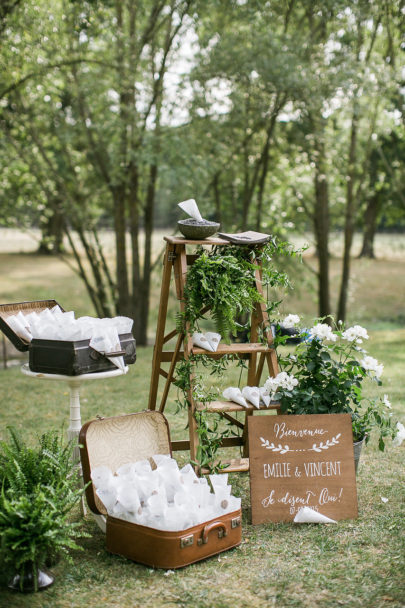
[79,411,242,569]
[0,299,136,375]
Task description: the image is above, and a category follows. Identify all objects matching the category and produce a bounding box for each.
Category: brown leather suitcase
[79,411,242,569]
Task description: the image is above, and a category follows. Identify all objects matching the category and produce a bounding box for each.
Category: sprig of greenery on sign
[178,239,299,339]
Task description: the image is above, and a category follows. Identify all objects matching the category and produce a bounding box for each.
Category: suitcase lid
[0,299,63,351]
[79,411,172,515]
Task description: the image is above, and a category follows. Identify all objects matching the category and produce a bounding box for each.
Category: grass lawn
[0,232,404,607]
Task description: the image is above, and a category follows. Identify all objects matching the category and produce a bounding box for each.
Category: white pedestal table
[21,363,129,532]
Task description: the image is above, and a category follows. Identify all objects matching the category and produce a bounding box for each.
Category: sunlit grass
[0,233,404,607]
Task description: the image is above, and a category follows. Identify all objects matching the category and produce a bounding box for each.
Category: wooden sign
[248,414,358,524]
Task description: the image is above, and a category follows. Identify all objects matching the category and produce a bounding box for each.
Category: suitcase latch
[180,534,194,548]
[231,516,241,529]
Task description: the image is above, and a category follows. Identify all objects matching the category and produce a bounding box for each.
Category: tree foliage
[0,0,404,334]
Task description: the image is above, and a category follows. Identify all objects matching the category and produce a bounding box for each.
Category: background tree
[1,0,194,343]
[1,0,404,337]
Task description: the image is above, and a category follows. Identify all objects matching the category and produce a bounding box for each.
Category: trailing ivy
[174,354,245,472]
[193,412,231,474]
[174,238,301,472]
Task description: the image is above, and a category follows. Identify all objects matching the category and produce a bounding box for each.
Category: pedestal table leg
[67,379,87,516]
[67,380,82,461]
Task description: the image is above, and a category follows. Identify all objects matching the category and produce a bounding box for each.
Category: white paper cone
[293,507,337,524]
[6,315,32,341]
[108,355,126,371]
[223,387,248,408]
[242,386,261,408]
[192,332,214,352]
[205,332,221,352]
[260,387,271,407]
[178,199,203,221]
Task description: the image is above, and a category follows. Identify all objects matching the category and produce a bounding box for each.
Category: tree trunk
[313,143,331,320]
[255,136,271,231]
[112,187,131,315]
[137,162,158,345]
[241,137,250,230]
[213,172,222,224]
[38,203,64,255]
[128,162,141,327]
[337,112,358,323]
[359,193,380,258]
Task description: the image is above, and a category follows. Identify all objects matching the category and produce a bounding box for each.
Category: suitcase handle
[90,349,126,360]
[104,350,126,357]
[198,521,228,545]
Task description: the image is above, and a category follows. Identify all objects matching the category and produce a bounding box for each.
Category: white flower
[360,355,384,379]
[264,372,298,398]
[393,422,405,447]
[309,323,337,342]
[263,377,279,396]
[282,314,300,329]
[382,394,391,409]
[342,325,369,344]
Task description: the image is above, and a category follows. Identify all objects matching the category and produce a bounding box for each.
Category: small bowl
[178,219,220,240]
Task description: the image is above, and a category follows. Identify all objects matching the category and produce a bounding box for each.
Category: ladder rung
[191,343,274,356]
[201,457,250,474]
[196,400,280,413]
[171,437,243,452]
[171,440,190,451]
[160,343,274,362]
[165,236,228,245]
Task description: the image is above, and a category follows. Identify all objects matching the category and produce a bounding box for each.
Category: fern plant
[0,427,75,495]
[179,247,263,338]
[0,427,89,591]
[179,240,298,339]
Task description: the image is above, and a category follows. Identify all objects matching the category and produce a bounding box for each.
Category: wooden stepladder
[148,236,281,473]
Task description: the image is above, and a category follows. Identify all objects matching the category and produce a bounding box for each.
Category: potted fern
[179,240,295,338]
[0,427,89,592]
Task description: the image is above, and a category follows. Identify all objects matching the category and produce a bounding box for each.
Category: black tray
[0,300,136,375]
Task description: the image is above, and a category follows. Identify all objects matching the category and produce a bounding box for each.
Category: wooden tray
[217,231,272,245]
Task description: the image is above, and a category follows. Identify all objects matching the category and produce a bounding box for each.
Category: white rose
[393,422,405,447]
[360,355,384,379]
[309,323,337,342]
[342,325,369,344]
[282,314,300,329]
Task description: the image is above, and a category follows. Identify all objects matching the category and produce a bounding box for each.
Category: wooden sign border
[248,413,358,524]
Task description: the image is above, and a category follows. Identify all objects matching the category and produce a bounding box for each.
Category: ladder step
[191,343,273,356]
[196,400,280,413]
[201,457,250,474]
[161,343,274,362]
